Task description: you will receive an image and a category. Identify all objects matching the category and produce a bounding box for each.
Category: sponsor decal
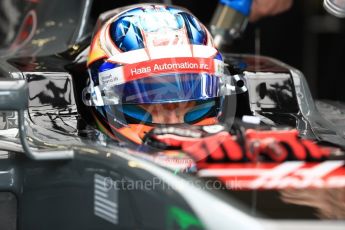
[99,57,223,87]
[137,152,196,172]
[197,161,345,190]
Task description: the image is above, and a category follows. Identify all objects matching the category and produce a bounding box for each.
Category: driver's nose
[163,111,181,124]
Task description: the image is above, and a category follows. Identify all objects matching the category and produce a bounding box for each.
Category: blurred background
[173,0,345,102]
[0,0,344,101]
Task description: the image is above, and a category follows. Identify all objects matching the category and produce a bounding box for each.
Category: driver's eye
[184,101,215,123]
[118,105,153,123]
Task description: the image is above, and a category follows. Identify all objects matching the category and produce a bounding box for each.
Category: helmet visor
[83,58,246,106]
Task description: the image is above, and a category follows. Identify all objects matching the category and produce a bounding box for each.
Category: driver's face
[139,101,196,124]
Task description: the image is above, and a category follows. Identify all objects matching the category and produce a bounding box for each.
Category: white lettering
[250,161,345,189]
[130,67,151,76]
[99,67,125,87]
[199,63,209,69]
[153,62,199,71]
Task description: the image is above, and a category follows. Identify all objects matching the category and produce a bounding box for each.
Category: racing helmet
[84,4,237,144]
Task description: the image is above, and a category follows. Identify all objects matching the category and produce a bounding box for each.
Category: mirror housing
[0,79,74,160]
